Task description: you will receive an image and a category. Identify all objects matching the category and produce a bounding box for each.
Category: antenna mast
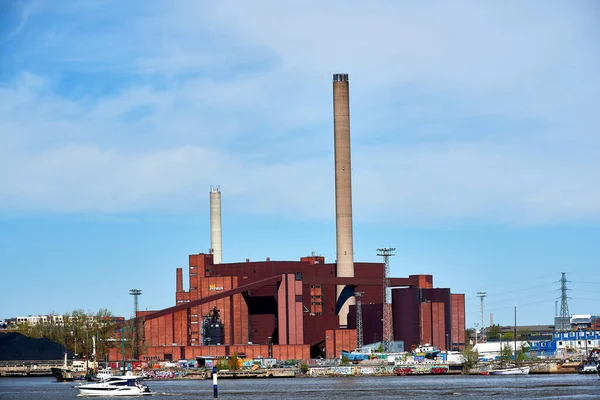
[377,247,395,352]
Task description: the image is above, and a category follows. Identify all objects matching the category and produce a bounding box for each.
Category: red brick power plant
[132,75,466,362]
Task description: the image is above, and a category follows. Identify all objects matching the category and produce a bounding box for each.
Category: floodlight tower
[476,292,487,342]
[355,292,365,352]
[377,247,395,352]
[130,289,142,359]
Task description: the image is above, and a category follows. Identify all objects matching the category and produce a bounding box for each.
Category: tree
[376,343,384,353]
[229,352,239,370]
[465,328,475,344]
[13,309,119,361]
[460,343,479,374]
[487,324,501,339]
[501,344,513,364]
[299,362,309,374]
[516,342,530,363]
[93,309,118,361]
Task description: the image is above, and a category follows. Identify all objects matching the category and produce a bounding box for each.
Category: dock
[213,368,297,379]
[0,360,64,377]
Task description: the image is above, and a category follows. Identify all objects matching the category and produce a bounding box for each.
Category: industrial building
[123,74,466,362]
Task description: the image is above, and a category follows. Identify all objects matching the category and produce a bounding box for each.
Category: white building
[14,315,65,325]
[473,341,530,361]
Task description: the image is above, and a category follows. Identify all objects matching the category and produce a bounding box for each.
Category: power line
[570,297,600,301]
[485,281,558,298]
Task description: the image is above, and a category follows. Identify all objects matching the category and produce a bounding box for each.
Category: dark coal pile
[0,332,73,360]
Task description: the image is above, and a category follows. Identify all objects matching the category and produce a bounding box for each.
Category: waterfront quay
[1,374,599,400]
[0,360,63,377]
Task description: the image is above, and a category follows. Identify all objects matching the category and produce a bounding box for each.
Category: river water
[0,374,598,399]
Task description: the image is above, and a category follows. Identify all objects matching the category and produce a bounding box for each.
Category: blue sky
[1,1,599,330]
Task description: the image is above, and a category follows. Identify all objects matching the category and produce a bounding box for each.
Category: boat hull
[489,366,530,375]
[51,367,74,382]
[77,387,151,396]
[394,365,448,375]
[75,374,151,397]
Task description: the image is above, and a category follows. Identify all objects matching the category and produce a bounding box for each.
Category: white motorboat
[489,366,530,375]
[75,372,151,396]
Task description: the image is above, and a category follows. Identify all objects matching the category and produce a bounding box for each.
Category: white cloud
[0,1,598,225]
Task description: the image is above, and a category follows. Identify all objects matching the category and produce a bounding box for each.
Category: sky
[1,0,599,330]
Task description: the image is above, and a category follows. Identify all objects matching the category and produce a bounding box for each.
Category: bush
[299,362,308,374]
[460,344,479,374]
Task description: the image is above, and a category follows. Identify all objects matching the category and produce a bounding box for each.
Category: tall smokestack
[209,186,222,264]
[333,73,355,327]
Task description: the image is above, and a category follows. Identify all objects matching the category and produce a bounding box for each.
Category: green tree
[299,362,309,374]
[93,309,118,362]
[487,324,501,339]
[465,328,475,343]
[517,327,529,340]
[516,342,530,363]
[216,358,229,371]
[460,343,479,374]
[501,344,513,365]
[376,343,384,353]
[14,309,119,361]
[229,352,239,370]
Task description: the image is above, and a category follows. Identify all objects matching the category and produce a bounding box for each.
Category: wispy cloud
[0,0,598,226]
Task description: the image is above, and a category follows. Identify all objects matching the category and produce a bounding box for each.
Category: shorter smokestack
[209,186,222,264]
[176,268,183,292]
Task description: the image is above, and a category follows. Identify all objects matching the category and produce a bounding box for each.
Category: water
[0,375,598,400]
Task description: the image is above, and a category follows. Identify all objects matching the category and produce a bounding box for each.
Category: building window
[309,285,323,315]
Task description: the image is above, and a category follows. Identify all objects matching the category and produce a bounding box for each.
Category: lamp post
[120,326,125,374]
[499,333,503,368]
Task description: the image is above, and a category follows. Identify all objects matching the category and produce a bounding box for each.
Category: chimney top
[333,73,349,82]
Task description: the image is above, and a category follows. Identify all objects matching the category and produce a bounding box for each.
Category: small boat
[413,344,441,359]
[489,305,529,376]
[74,372,151,396]
[489,366,530,375]
[579,361,599,374]
[84,367,113,382]
[52,366,74,382]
